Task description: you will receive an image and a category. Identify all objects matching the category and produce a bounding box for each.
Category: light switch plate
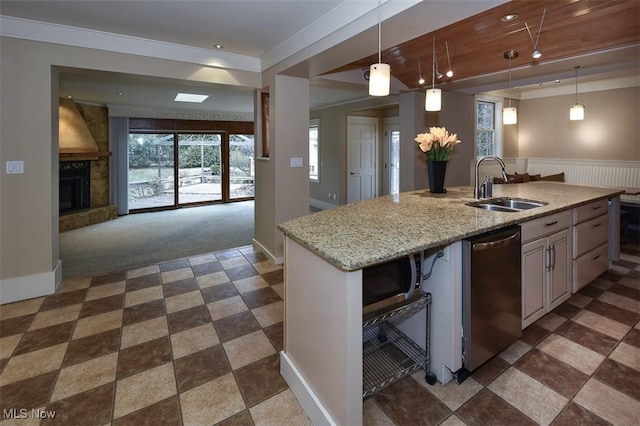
[290,157,303,168]
[6,161,24,174]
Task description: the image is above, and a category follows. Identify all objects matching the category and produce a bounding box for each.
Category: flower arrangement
[415,127,461,161]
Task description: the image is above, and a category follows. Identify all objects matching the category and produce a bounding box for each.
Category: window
[309,118,319,182]
[127,118,254,211]
[475,97,503,158]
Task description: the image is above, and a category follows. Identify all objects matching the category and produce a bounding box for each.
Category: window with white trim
[475,97,503,158]
[309,118,319,182]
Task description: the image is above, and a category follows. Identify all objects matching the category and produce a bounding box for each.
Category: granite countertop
[278,182,624,271]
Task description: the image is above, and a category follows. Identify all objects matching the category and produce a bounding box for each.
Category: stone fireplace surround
[59,101,117,232]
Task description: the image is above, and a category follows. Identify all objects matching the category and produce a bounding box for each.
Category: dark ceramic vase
[427,160,447,193]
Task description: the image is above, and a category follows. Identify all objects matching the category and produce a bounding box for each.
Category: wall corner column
[254,75,310,261]
[399,91,428,192]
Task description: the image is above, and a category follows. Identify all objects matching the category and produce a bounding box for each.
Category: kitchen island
[277,182,623,425]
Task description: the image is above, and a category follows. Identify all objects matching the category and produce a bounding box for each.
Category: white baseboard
[252,239,283,265]
[280,352,336,426]
[310,198,337,211]
[0,260,62,305]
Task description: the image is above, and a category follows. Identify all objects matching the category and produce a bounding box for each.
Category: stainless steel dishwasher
[458,225,522,382]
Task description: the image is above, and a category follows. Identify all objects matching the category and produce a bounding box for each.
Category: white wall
[309,97,400,206]
[519,87,639,161]
[0,37,260,295]
[310,90,480,201]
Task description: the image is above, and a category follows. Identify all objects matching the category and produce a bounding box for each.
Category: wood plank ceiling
[332,0,639,92]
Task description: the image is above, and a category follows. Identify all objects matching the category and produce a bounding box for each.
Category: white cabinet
[521,211,572,329]
[522,238,546,326]
[548,230,571,309]
[572,199,609,292]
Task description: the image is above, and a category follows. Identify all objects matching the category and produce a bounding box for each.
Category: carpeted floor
[60,201,254,279]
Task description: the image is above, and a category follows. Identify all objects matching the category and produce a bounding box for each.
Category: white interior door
[347,117,378,203]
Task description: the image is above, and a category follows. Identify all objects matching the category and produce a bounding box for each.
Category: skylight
[174,93,209,103]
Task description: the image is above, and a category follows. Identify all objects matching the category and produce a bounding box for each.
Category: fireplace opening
[60,161,90,215]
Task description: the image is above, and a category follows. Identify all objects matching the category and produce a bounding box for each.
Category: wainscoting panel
[524,158,640,203]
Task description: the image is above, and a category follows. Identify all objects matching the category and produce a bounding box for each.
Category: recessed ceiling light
[214,44,223,49]
[501,13,519,22]
[116,92,123,96]
[174,93,209,103]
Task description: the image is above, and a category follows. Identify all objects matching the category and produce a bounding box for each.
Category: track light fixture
[503,49,518,125]
[434,44,443,79]
[369,0,390,96]
[525,8,546,60]
[570,65,585,121]
[425,34,441,111]
[445,41,453,77]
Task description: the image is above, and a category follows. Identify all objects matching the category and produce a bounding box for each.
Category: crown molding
[519,74,640,100]
[106,103,252,121]
[261,0,421,71]
[0,15,261,72]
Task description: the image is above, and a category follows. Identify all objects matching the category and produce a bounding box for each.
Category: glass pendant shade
[369,63,390,96]
[503,106,518,125]
[570,66,585,121]
[570,104,584,121]
[425,88,441,111]
[502,50,518,126]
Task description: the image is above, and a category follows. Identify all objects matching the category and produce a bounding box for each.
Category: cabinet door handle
[544,220,558,227]
[552,245,556,271]
[592,222,602,228]
[546,246,552,271]
[592,253,602,261]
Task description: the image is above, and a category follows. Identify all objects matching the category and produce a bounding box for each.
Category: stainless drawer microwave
[362,251,424,315]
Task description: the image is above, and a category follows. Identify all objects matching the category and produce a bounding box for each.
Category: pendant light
[502,50,518,125]
[425,34,441,111]
[369,0,390,96]
[570,66,585,121]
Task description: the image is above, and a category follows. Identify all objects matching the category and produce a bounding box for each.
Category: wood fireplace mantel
[59,151,111,161]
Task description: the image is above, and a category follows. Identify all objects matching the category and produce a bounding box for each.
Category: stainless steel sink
[467,198,547,212]
[487,198,546,210]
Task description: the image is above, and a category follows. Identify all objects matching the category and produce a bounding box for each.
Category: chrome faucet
[474,156,508,199]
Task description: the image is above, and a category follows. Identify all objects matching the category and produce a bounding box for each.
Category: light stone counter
[278,182,623,271]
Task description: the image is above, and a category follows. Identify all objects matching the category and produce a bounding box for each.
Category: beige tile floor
[0,242,638,425]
